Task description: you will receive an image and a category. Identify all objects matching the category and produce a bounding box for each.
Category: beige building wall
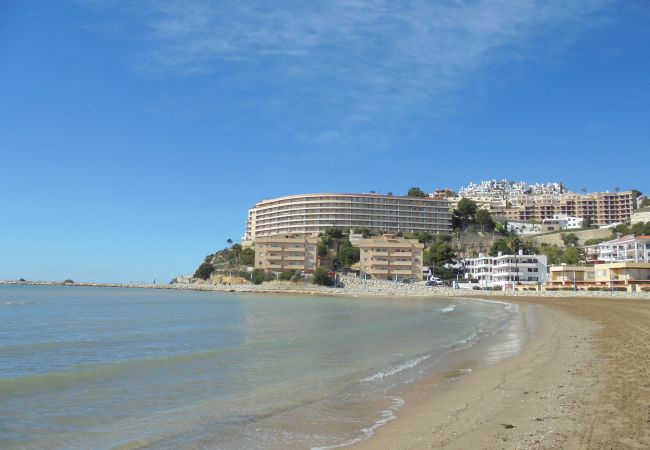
[243,193,452,243]
[357,234,424,280]
[631,208,650,225]
[453,191,634,226]
[548,266,595,284]
[594,262,650,284]
[254,235,319,273]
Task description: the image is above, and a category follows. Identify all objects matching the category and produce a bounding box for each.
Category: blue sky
[1,1,649,282]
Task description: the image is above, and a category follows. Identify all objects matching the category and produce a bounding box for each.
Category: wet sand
[354,296,650,449]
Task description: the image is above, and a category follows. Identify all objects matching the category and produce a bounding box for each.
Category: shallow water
[0,286,523,449]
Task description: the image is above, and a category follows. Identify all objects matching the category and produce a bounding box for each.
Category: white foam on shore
[311,397,405,450]
[360,355,431,382]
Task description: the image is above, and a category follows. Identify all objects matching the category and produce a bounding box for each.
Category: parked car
[426,277,443,286]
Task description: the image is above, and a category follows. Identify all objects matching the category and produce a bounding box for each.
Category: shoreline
[352,300,603,449]
[353,295,650,449]
[4,284,650,447]
[2,277,650,300]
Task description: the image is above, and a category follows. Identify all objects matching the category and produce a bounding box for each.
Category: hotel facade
[357,234,424,281]
[243,193,451,244]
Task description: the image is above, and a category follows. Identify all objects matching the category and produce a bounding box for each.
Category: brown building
[357,234,424,281]
[254,235,319,273]
[495,191,635,225]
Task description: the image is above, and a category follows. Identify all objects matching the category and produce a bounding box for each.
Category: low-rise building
[462,251,547,289]
[547,265,596,289]
[584,235,650,263]
[254,235,319,273]
[593,262,650,291]
[463,254,494,287]
[541,214,584,231]
[492,251,548,289]
[357,234,424,281]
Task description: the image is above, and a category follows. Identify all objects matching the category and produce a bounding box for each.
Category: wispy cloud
[96,0,616,135]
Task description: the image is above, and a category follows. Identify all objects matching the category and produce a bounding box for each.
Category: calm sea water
[0,286,523,449]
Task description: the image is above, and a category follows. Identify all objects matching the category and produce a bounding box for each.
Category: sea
[0,285,531,449]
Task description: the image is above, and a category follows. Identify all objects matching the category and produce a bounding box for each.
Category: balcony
[284,255,305,261]
[391,260,413,266]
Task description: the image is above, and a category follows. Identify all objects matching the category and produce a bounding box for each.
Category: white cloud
[106,1,617,130]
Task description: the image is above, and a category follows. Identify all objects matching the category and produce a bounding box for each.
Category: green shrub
[193,262,214,280]
[587,287,602,291]
[312,267,333,286]
[279,269,296,281]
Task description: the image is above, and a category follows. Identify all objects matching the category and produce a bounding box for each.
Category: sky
[1,0,649,283]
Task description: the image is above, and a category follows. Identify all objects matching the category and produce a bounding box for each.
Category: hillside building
[243,193,451,244]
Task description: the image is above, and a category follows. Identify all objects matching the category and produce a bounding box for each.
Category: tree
[226,238,233,247]
[240,247,255,266]
[561,233,579,247]
[317,242,329,257]
[337,240,360,267]
[641,198,650,208]
[563,247,582,264]
[425,241,455,266]
[452,198,478,229]
[353,228,374,238]
[407,187,428,198]
[193,262,214,280]
[312,267,333,286]
[324,227,344,239]
[475,209,495,231]
[583,216,592,228]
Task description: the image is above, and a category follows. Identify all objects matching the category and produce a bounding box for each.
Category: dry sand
[353,297,650,450]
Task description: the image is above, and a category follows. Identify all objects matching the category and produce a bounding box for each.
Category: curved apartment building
[243,193,452,243]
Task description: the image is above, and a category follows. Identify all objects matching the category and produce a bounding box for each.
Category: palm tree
[226,238,233,247]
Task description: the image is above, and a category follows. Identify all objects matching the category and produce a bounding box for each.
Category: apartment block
[462,251,547,288]
[497,191,635,225]
[357,234,424,281]
[492,252,548,288]
[584,235,650,263]
[243,193,452,244]
[254,235,319,273]
[463,254,494,287]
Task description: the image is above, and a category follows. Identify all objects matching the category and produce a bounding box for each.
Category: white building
[585,235,650,263]
[463,251,547,289]
[541,214,584,230]
[507,220,541,235]
[492,251,548,289]
[463,254,494,287]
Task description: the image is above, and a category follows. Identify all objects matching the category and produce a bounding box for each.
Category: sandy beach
[354,296,650,450]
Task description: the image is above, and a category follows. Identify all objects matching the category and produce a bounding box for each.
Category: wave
[439,304,455,313]
[361,355,430,382]
[311,397,405,450]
